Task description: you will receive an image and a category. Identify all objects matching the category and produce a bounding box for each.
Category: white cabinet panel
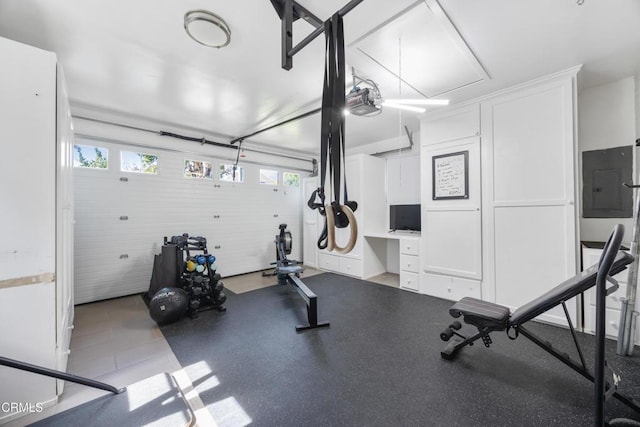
[338,257,363,277]
[424,209,481,279]
[318,253,339,271]
[387,155,420,205]
[421,273,481,301]
[421,104,480,146]
[0,37,74,421]
[494,205,575,326]
[421,137,482,283]
[492,88,568,203]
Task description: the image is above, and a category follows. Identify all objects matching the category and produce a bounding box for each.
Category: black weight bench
[440,228,640,414]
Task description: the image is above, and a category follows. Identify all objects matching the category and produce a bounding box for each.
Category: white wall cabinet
[481,71,579,327]
[0,37,74,422]
[418,69,580,329]
[419,106,482,301]
[387,154,421,205]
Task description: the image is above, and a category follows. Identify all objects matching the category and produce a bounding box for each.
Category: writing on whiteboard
[433,151,468,199]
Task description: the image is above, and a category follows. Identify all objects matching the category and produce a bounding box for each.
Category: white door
[422,137,482,281]
[481,74,578,326]
[74,139,304,303]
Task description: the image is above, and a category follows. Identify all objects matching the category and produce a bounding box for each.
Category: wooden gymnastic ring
[325,204,358,254]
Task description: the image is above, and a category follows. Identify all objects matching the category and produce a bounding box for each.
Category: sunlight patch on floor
[208,396,252,427]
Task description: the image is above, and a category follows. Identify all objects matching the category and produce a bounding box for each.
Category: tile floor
[4,267,399,426]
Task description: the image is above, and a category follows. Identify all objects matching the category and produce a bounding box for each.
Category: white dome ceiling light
[184,10,231,48]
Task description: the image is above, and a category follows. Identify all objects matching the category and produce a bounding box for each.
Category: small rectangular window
[259,169,279,185]
[283,172,300,187]
[219,164,244,183]
[184,159,213,179]
[73,144,108,169]
[121,151,158,174]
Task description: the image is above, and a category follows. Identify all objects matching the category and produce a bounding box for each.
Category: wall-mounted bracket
[269,0,365,70]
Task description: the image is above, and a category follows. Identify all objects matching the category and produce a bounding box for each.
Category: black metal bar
[160,131,237,150]
[289,273,314,305]
[270,0,284,18]
[518,326,640,415]
[0,355,125,394]
[282,0,293,70]
[292,2,323,28]
[562,301,588,371]
[285,0,366,67]
[308,295,318,325]
[229,107,321,144]
[289,26,324,58]
[440,331,484,360]
[595,269,607,426]
[288,273,330,331]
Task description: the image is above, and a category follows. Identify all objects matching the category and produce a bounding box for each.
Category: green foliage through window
[283,172,300,187]
[121,151,158,174]
[74,145,108,169]
[184,159,213,179]
[220,164,244,182]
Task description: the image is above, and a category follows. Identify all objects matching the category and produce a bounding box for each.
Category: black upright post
[595,268,606,427]
[282,0,293,70]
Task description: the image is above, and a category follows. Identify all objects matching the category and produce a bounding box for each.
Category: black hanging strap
[307,13,358,253]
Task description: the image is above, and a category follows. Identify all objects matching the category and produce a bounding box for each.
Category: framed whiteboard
[432,150,469,200]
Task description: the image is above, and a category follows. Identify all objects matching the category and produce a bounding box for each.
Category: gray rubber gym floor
[160,272,640,426]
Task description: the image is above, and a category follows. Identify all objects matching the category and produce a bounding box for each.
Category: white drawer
[400,271,419,292]
[338,257,362,277]
[585,306,624,339]
[400,239,419,256]
[587,282,627,310]
[422,273,481,301]
[318,253,339,272]
[400,253,419,273]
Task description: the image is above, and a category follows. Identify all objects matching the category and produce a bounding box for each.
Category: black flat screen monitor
[390,204,421,232]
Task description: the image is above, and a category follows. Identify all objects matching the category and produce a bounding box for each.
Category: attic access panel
[346,0,489,100]
[582,145,633,218]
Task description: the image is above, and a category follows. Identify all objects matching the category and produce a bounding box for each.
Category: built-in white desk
[364,231,421,240]
[364,231,421,292]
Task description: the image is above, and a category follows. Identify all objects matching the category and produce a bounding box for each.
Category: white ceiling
[0,0,639,155]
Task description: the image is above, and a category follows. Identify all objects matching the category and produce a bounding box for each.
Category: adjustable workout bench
[270,224,330,332]
[440,225,640,414]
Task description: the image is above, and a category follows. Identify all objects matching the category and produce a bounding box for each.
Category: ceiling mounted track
[270,0,365,70]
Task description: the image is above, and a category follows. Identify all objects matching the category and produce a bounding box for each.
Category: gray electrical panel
[582,145,633,218]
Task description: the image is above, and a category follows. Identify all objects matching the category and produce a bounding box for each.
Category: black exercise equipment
[146,233,226,325]
[269,224,329,331]
[0,356,125,396]
[440,225,640,419]
[306,11,358,254]
[594,225,640,426]
[148,287,190,326]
